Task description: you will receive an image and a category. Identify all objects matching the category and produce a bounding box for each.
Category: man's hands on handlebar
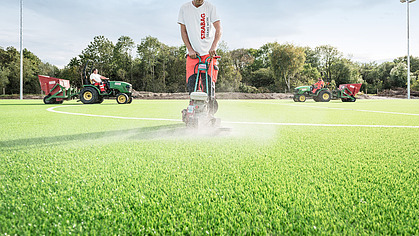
[188,49,217,59]
[209,46,217,57]
[188,49,199,59]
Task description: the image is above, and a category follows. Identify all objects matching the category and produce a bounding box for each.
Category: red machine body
[38,75,71,101]
[339,83,362,96]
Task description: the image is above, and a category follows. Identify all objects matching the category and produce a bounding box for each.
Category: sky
[0,0,418,68]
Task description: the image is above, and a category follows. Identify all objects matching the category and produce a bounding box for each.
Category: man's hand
[189,49,198,59]
[209,47,217,57]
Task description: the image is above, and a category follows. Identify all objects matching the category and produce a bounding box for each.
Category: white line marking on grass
[223,121,419,128]
[47,105,419,128]
[245,101,419,116]
[46,106,181,122]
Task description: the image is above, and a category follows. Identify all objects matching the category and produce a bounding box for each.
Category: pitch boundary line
[46,106,181,122]
[242,101,419,116]
[47,106,419,129]
[223,121,419,128]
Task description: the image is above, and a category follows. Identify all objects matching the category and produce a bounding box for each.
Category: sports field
[1,99,418,234]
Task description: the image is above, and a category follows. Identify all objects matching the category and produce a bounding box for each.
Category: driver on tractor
[90,68,109,92]
[312,77,325,94]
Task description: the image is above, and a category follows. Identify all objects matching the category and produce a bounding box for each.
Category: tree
[390,62,408,88]
[22,49,43,94]
[61,57,83,88]
[79,36,114,76]
[330,58,361,86]
[230,48,254,85]
[113,36,135,82]
[295,63,320,87]
[394,56,419,73]
[304,46,321,69]
[315,45,342,81]
[163,46,186,93]
[137,36,165,92]
[359,62,383,94]
[270,43,306,92]
[411,72,419,91]
[247,43,277,72]
[249,68,274,90]
[215,42,241,92]
[0,66,10,94]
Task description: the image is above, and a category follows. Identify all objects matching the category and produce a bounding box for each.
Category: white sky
[0,0,417,68]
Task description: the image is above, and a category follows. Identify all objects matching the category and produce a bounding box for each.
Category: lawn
[0,99,418,234]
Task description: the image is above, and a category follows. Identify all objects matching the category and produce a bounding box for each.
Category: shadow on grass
[0,123,192,151]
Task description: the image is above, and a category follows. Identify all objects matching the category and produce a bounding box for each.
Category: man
[312,77,325,94]
[178,0,222,93]
[90,69,109,92]
[90,69,109,84]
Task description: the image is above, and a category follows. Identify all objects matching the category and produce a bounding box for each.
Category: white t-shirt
[90,73,102,83]
[178,1,220,56]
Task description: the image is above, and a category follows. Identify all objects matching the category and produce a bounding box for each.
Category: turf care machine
[182,55,221,128]
[79,61,133,104]
[38,61,133,105]
[38,75,79,104]
[293,83,362,102]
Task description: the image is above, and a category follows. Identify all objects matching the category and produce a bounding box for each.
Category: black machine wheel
[127,97,133,104]
[181,109,187,123]
[116,93,129,104]
[43,95,54,104]
[55,100,64,104]
[187,73,212,95]
[209,99,218,114]
[96,96,104,104]
[80,87,98,104]
[318,90,331,102]
[341,98,348,102]
[313,96,320,102]
[350,96,356,102]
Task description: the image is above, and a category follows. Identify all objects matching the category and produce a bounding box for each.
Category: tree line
[1,35,419,95]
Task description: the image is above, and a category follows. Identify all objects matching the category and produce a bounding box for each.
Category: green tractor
[293,81,363,103]
[293,85,332,102]
[79,61,133,104]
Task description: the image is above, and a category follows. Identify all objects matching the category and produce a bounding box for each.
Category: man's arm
[100,75,109,80]
[209,20,222,57]
[180,24,198,59]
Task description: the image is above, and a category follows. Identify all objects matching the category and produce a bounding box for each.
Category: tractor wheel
[116,93,129,104]
[318,90,331,102]
[293,95,298,102]
[127,97,133,104]
[209,99,218,114]
[96,96,104,104]
[298,94,306,102]
[313,96,320,102]
[80,87,98,104]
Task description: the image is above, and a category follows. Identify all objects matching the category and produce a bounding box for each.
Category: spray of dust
[82,118,279,145]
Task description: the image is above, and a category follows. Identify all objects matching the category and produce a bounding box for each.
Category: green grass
[1,99,418,234]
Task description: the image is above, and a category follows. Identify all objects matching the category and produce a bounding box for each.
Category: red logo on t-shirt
[200,13,206,39]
